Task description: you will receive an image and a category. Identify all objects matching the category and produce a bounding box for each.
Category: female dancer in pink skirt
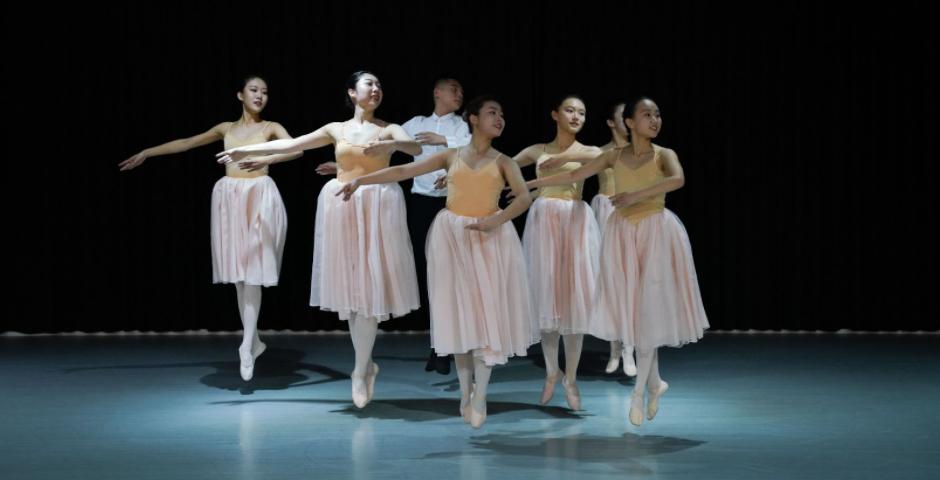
[513,95,601,411]
[593,102,637,377]
[523,97,708,426]
[217,71,421,408]
[337,95,538,428]
[120,75,299,382]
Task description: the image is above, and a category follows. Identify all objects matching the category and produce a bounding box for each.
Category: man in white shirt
[402,77,470,375]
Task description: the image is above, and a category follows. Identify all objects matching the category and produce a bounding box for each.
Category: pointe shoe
[460,384,475,424]
[351,372,368,409]
[239,341,267,382]
[539,372,563,405]
[366,362,379,404]
[238,346,255,381]
[647,381,668,421]
[252,340,267,361]
[623,351,637,377]
[562,376,582,411]
[469,394,487,429]
[605,354,621,374]
[629,393,644,426]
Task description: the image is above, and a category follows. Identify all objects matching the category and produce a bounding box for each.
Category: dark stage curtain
[8,2,937,333]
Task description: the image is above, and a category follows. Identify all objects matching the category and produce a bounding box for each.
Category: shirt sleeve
[445,119,471,148]
[402,116,422,137]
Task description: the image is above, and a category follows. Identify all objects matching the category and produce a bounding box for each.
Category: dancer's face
[348,73,383,110]
[607,103,628,138]
[470,101,505,138]
[434,80,464,113]
[238,78,269,114]
[551,97,586,135]
[626,99,662,139]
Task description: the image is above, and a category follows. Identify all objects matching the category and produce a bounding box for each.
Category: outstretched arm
[337,150,452,200]
[238,122,304,171]
[537,145,604,171]
[512,144,544,169]
[525,149,612,190]
[216,122,338,164]
[361,124,422,157]
[119,123,228,171]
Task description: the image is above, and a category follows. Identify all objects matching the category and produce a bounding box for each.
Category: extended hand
[465,217,499,232]
[316,162,338,175]
[363,140,397,156]
[537,154,571,171]
[239,159,270,172]
[335,180,361,201]
[216,148,249,164]
[610,191,638,208]
[414,132,447,146]
[119,152,148,171]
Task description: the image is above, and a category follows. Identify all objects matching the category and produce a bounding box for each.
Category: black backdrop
[8,1,937,333]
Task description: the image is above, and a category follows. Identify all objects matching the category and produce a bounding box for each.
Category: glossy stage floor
[1,332,938,479]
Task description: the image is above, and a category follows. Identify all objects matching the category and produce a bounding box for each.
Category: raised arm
[216,122,339,164]
[610,148,686,208]
[525,148,613,190]
[238,122,304,171]
[361,124,422,157]
[119,122,228,171]
[337,150,453,200]
[511,144,544,169]
[537,144,604,172]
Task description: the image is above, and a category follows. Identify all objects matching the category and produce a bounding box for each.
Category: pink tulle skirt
[426,209,538,366]
[310,179,420,321]
[522,197,600,335]
[590,209,709,350]
[210,175,286,287]
[590,193,615,236]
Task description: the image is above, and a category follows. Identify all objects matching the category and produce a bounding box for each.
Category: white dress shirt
[401,112,471,197]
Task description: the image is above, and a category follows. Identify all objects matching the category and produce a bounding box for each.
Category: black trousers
[406,192,447,331]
